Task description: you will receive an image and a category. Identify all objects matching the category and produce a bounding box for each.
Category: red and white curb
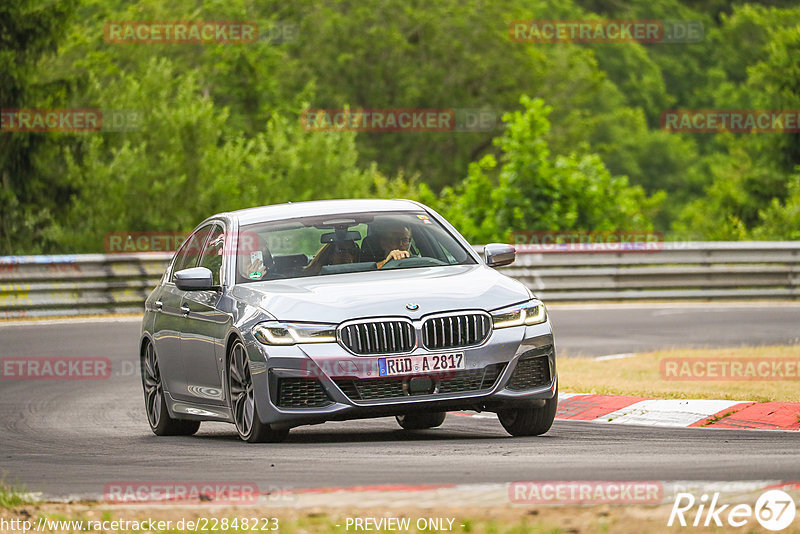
[454,394,800,431]
[555,394,800,430]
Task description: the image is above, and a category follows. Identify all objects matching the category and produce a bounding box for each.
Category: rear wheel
[396,411,447,430]
[228,340,289,443]
[497,386,558,437]
[141,342,200,436]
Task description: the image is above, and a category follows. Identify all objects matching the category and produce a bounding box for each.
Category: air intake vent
[333,363,506,401]
[277,378,332,407]
[339,320,415,355]
[421,313,491,350]
[507,355,551,391]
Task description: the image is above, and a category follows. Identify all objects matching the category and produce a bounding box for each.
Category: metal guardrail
[1,242,799,318]
[493,241,800,301]
[0,253,172,318]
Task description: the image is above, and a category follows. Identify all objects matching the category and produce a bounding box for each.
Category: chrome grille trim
[421,312,491,351]
[338,318,416,356]
[337,311,491,355]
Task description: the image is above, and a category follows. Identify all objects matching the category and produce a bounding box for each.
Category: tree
[44,59,393,252]
[424,96,659,243]
[673,6,800,239]
[0,0,78,254]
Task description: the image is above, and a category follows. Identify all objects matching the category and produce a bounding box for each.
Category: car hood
[232,264,530,323]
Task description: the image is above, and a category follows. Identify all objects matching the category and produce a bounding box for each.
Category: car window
[237,211,475,282]
[198,224,225,285]
[267,226,346,257]
[171,225,212,282]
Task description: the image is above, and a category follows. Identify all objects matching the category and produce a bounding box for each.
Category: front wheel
[228,340,289,443]
[396,411,447,430]
[141,342,200,436]
[497,387,558,437]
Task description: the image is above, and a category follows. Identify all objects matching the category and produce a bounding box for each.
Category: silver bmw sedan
[139,199,557,442]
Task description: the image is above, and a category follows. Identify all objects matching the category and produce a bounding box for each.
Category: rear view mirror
[321,230,362,243]
[484,243,516,267]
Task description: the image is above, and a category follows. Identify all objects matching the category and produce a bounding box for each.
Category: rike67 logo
[669,490,796,531]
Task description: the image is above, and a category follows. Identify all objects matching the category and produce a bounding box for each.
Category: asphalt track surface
[0,303,799,500]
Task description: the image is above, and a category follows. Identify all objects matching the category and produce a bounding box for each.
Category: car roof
[226,198,425,226]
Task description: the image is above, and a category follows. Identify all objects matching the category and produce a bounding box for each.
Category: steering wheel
[379,256,446,270]
[379,257,409,270]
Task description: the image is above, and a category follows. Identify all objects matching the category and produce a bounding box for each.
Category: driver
[375,224,413,269]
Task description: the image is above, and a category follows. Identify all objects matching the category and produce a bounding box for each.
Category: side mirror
[174,267,214,291]
[485,243,516,268]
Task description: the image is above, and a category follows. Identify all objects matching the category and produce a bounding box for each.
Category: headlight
[491,300,547,329]
[254,321,337,345]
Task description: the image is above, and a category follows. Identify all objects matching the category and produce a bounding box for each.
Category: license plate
[378,352,465,377]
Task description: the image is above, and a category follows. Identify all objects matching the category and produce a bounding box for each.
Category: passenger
[241,243,274,281]
[303,240,359,275]
[330,240,359,265]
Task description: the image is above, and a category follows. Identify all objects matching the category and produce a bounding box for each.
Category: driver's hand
[386,250,410,261]
[377,249,410,269]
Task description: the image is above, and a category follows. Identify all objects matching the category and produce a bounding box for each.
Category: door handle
[181,304,190,315]
[154,300,163,311]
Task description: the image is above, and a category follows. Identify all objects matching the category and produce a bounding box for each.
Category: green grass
[560,344,800,402]
[0,481,32,509]
[700,410,736,427]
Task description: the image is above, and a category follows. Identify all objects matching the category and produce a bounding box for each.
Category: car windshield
[236,211,476,283]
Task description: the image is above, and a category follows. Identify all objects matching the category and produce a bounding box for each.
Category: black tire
[227,339,289,443]
[141,341,200,436]
[497,386,558,437]
[396,411,447,430]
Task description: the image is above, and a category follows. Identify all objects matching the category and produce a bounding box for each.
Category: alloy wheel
[142,342,163,428]
[228,342,255,438]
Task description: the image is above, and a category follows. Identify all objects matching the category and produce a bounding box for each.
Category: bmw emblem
[406,303,419,311]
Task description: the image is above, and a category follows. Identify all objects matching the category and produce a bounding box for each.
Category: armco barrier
[1,242,799,318]
[490,241,800,301]
[0,253,172,318]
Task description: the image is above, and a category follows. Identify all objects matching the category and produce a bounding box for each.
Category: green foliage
[3,0,800,254]
[0,480,31,509]
[44,59,388,252]
[673,6,800,239]
[427,96,659,243]
[752,173,800,240]
[0,0,79,253]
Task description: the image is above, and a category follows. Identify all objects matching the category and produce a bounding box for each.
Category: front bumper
[245,321,556,429]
